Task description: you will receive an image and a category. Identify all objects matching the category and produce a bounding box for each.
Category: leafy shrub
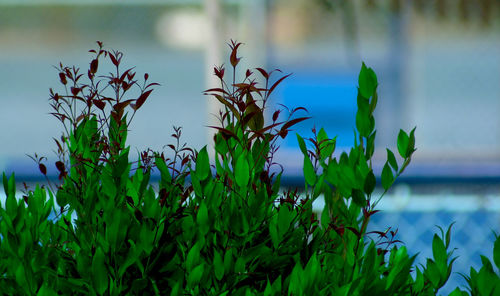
[0,40,492,295]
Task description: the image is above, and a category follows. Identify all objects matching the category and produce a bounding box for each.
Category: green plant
[0,40,471,295]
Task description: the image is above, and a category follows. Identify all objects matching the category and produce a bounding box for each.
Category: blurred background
[0,0,499,293]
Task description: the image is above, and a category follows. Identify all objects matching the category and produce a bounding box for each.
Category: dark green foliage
[0,41,494,295]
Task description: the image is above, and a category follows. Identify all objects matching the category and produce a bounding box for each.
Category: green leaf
[213,250,224,281]
[269,215,279,249]
[91,247,108,295]
[351,189,365,207]
[155,156,171,181]
[187,263,205,287]
[363,170,376,195]
[317,128,328,143]
[381,163,394,191]
[235,154,250,187]
[432,234,447,272]
[356,95,371,137]
[386,149,398,171]
[303,156,316,186]
[278,205,293,239]
[36,283,57,296]
[196,146,210,180]
[197,201,209,236]
[397,130,409,158]
[186,242,201,272]
[235,257,245,274]
[358,62,378,99]
[407,127,417,157]
[296,133,307,155]
[493,236,500,269]
[224,248,233,274]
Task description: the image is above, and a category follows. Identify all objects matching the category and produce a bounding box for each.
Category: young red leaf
[281,116,311,132]
[55,161,65,173]
[90,59,98,74]
[268,73,292,97]
[133,89,153,111]
[93,99,105,110]
[71,87,80,96]
[255,67,269,79]
[109,53,118,67]
[229,41,242,67]
[59,72,67,85]
[204,88,229,95]
[113,99,134,113]
[39,164,47,175]
[272,110,280,122]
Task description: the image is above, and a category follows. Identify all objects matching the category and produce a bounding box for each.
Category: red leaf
[207,126,237,139]
[229,41,242,67]
[144,73,149,81]
[90,59,98,74]
[204,88,229,95]
[55,161,65,173]
[272,110,280,122]
[255,68,269,79]
[214,66,225,79]
[111,110,121,124]
[246,69,252,78]
[268,73,292,96]
[134,209,143,221]
[113,99,134,113]
[133,89,153,111]
[281,117,311,132]
[237,101,246,112]
[39,164,47,175]
[93,99,105,110]
[59,73,67,85]
[109,53,118,67]
[71,87,80,96]
[125,195,134,207]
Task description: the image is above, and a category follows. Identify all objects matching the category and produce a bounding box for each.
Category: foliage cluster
[0,41,498,295]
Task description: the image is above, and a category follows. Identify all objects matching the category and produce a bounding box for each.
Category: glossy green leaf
[356,94,371,137]
[197,201,209,235]
[36,283,57,296]
[351,189,365,207]
[296,133,307,155]
[278,205,292,239]
[386,149,398,171]
[196,146,210,180]
[269,215,279,249]
[493,236,500,270]
[363,170,376,195]
[317,128,328,143]
[235,257,245,274]
[91,247,108,295]
[397,130,409,158]
[235,154,250,187]
[358,62,378,99]
[303,156,316,186]
[223,248,233,274]
[381,163,394,191]
[155,156,171,181]
[186,241,201,272]
[407,127,417,157]
[188,263,205,287]
[213,250,224,281]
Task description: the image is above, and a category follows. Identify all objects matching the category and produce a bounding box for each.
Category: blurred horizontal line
[0,0,242,5]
